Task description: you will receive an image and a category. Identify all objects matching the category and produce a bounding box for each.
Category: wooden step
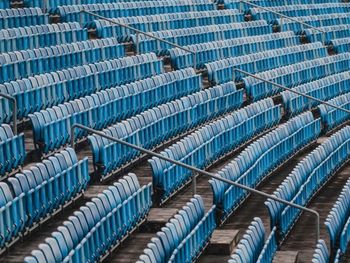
[207,229,240,255]
[273,251,299,263]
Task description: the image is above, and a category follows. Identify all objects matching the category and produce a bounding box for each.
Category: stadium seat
[0,53,163,124]
[137,195,216,263]
[24,173,152,263]
[0,38,125,82]
[0,7,48,29]
[90,9,244,40]
[89,82,243,177]
[210,112,321,220]
[0,22,88,53]
[30,68,201,153]
[0,124,26,177]
[150,98,281,202]
[266,126,350,237]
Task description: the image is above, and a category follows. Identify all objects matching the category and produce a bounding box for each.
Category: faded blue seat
[0,7,48,29]
[24,173,152,263]
[0,124,26,177]
[138,195,216,263]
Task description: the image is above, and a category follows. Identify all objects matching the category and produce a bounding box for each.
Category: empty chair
[282,71,350,116]
[303,24,350,43]
[266,126,350,239]
[25,173,152,262]
[55,0,216,23]
[330,37,350,53]
[90,9,243,40]
[0,52,163,124]
[138,195,216,263]
[228,218,278,263]
[135,20,272,55]
[150,98,281,203]
[170,31,300,69]
[29,68,200,154]
[210,112,321,221]
[243,53,350,101]
[89,82,243,178]
[0,37,125,82]
[312,240,329,263]
[206,42,327,84]
[0,22,88,53]
[0,7,49,29]
[0,124,26,177]
[319,92,350,131]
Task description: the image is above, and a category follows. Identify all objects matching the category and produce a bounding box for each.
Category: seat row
[0,52,163,124]
[222,0,338,9]
[89,82,243,177]
[56,0,216,23]
[304,24,350,43]
[325,177,350,256]
[0,37,125,83]
[24,173,152,263]
[319,92,350,131]
[149,98,281,203]
[137,195,216,263]
[244,53,350,101]
[228,218,278,263]
[282,71,350,116]
[0,124,25,176]
[90,9,243,40]
[0,22,88,53]
[266,126,350,239]
[135,20,272,55]
[206,42,327,85]
[210,112,321,220]
[0,7,48,29]
[1,148,89,250]
[170,31,300,69]
[330,37,350,54]
[29,68,201,153]
[277,13,350,33]
[248,3,350,22]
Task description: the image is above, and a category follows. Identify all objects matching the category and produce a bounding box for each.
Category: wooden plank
[144,208,179,232]
[207,230,240,255]
[273,251,299,263]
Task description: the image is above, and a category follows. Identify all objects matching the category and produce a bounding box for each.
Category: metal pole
[234,68,350,115]
[70,123,320,244]
[240,0,326,37]
[80,10,196,65]
[192,172,197,196]
[135,32,139,55]
[0,93,17,135]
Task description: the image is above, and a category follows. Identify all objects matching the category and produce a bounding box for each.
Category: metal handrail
[240,0,327,42]
[70,123,320,244]
[0,93,17,135]
[80,10,198,69]
[234,68,350,115]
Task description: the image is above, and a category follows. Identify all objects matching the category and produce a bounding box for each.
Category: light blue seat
[0,22,88,53]
[91,9,243,40]
[0,124,26,177]
[138,195,216,263]
[55,0,216,23]
[282,71,350,116]
[0,7,48,29]
[89,82,243,177]
[25,173,152,262]
[266,126,350,239]
[312,240,329,263]
[150,97,281,203]
[134,20,272,55]
[29,67,197,154]
[206,42,327,84]
[0,38,125,82]
[211,112,321,221]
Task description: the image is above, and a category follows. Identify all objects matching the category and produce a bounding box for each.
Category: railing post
[0,93,17,135]
[192,172,197,196]
[70,123,321,244]
[135,32,140,54]
[234,68,350,115]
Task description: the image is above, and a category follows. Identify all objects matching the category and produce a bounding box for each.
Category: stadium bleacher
[1,0,350,262]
